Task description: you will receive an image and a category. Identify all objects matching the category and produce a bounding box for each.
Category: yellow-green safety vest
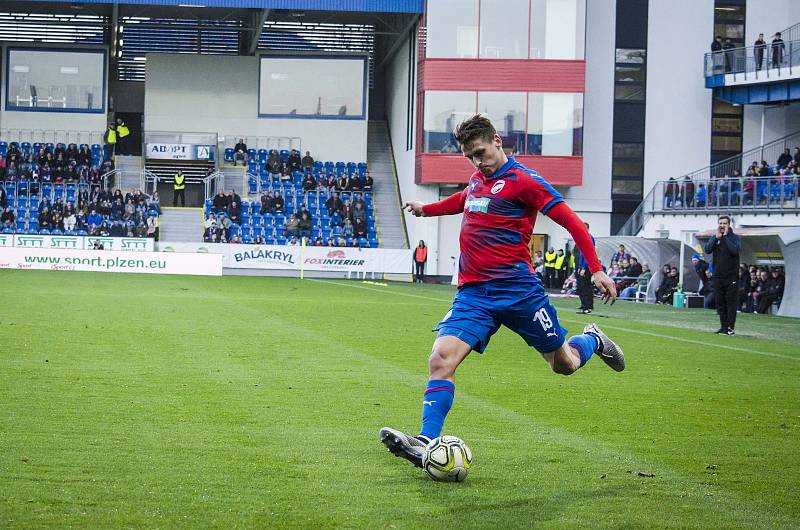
[544,251,557,269]
[555,254,566,270]
[174,174,185,190]
[117,122,130,138]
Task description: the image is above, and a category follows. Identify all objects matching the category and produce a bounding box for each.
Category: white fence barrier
[158,241,412,274]
[0,247,222,276]
[0,234,155,252]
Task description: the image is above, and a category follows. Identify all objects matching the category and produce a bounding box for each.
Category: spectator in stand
[682,176,695,207]
[259,191,272,215]
[1,207,15,228]
[343,218,354,239]
[87,208,101,227]
[287,149,302,173]
[329,209,343,228]
[620,264,651,300]
[616,256,642,293]
[234,139,247,166]
[147,216,158,239]
[655,266,679,305]
[363,172,373,191]
[338,173,350,191]
[664,177,679,208]
[284,213,300,238]
[298,210,312,239]
[301,151,314,171]
[228,201,241,225]
[325,173,337,191]
[212,190,228,212]
[267,150,284,179]
[272,192,285,214]
[711,35,722,53]
[351,173,363,191]
[0,186,5,209]
[771,32,785,68]
[229,189,241,208]
[696,183,707,207]
[353,216,367,239]
[754,33,767,70]
[149,191,162,215]
[610,244,630,265]
[750,269,772,313]
[302,172,316,191]
[325,192,344,216]
[777,148,792,168]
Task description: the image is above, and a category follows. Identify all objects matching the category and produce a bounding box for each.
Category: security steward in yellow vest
[115,118,130,155]
[104,123,117,158]
[544,248,557,288]
[554,249,566,288]
[173,170,186,207]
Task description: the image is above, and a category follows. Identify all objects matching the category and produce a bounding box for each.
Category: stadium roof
[28,0,423,12]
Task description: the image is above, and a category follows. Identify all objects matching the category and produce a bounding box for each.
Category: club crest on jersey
[465,197,490,213]
[491,180,505,194]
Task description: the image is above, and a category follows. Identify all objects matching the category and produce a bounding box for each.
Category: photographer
[704,215,741,335]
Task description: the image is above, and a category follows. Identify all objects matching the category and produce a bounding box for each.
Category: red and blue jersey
[423,156,601,287]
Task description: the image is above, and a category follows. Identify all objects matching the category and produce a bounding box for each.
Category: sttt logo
[88,237,115,249]
[121,238,148,250]
[16,236,44,248]
[327,250,346,259]
[50,237,79,249]
[0,235,10,247]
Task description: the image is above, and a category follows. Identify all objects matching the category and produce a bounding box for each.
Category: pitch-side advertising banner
[158,241,411,273]
[0,234,155,252]
[0,247,222,276]
[146,143,215,161]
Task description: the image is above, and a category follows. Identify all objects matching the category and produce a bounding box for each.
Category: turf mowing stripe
[312,279,800,361]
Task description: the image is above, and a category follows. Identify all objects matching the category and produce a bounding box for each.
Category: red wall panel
[416,154,583,186]
[420,58,585,92]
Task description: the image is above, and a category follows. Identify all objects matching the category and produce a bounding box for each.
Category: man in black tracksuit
[704,215,741,335]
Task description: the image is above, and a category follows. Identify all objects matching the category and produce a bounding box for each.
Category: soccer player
[379,115,625,468]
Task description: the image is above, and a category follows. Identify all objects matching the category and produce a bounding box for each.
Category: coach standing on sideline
[705,215,740,335]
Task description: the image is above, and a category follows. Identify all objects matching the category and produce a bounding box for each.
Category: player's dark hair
[718,214,731,223]
[454,114,497,146]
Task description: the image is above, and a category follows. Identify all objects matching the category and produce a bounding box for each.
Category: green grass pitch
[1,270,799,529]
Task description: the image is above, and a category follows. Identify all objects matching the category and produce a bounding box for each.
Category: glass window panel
[530,0,586,59]
[714,23,743,40]
[527,92,583,156]
[6,48,105,112]
[711,135,742,152]
[712,117,742,133]
[480,0,529,59]
[425,0,479,58]
[613,142,644,159]
[612,178,643,195]
[712,98,742,115]
[477,91,526,154]
[423,91,477,152]
[615,65,645,84]
[615,48,646,64]
[612,160,644,177]
[614,84,645,101]
[714,5,745,22]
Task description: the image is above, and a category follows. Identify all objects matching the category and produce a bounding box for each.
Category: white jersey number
[533,307,553,330]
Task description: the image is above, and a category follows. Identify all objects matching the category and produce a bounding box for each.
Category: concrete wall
[643,0,714,193]
[144,54,367,163]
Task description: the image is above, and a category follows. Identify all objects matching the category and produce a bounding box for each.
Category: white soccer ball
[422,435,473,482]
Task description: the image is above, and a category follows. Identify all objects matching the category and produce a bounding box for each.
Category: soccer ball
[422,435,473,482]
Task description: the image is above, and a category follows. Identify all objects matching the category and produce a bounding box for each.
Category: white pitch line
[311,279,800,361]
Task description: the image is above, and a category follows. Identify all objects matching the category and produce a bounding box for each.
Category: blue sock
[568,333,600,367]
[419,379,455,440]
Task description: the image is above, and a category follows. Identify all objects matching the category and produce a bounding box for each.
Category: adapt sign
[147,143,215,161]
[10,235,155,252]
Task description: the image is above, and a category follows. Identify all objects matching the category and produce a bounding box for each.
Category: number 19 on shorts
[533,307,553,331]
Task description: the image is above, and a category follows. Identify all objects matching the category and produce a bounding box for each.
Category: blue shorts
[434,279,567,354]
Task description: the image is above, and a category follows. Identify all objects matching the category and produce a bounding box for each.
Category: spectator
[287,149,302,173]
[272,192,285,214]
[301,151,315,171]
[413,240,428,283]
[722,38,735,72]
[682,176,695,207]
[228,201,241,225]
[1,207,15,228]
[751,269,774,314]
[149,191,162,215]
[284,213,300,238]
[711,35,722,53]
[325,192,344,216]
[0,186,5,209]
[234,139,247,166]
[772,267,785,303]
[267,150,284,178]
[64,209,76,232]
[353,216,367,238]
[753,33,766,70]
[696,183,707,207]
[705,215,741,335]
[777,148,792,168]
[298,210,312,239]
[655,266,679,305]
[363,172,373,191]
[329,210,343,228]
[620,264,651,300]
[302,172,317,191]
[771,32,785,68]
[343,218,354,239]
[212,190,229,212]
[610,244,630,265]
[260,191,273,215]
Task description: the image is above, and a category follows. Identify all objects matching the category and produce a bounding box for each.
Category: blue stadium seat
[0,142,6,156]
[45,143,54,154]
[29,195,39,210]
[16,219,26,232]
[258,149,268,165]
[39,229,50,235]
[66,184,76,202]
[279,150,289,160]
[369,237,378,248]
[313,161,323,172]
[224,148,234,163]
[248,175,258,195]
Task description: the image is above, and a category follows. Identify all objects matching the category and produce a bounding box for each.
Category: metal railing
[618,130,800,235]
[704,38,800,80]
[779,22,800,46]
[0,128,104,146]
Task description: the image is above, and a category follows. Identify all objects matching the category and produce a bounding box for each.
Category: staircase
[146,161,213,184]
[114,155,142,191]
[158,207,203,242]
[367,120,408,249]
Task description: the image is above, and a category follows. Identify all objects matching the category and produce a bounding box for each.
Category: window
[477,92,526,154]
[530,0,586,59]
[527,92,583,156]
[612,160,644,177]
[423,91,477,152]
[480,0,529,58]
[258,56,366,119]
[612,178,643,196]
[615,48,646,102]
[613,142,644,159]
[6,48,105,113]
[425,0,479,58]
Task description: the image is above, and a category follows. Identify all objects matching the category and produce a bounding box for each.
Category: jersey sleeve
[546,202,602,273]
[517,170,564,215]
[421,188,467,217]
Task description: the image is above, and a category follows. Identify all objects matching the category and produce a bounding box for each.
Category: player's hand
[403,201,426,217]
[592,270,617,305]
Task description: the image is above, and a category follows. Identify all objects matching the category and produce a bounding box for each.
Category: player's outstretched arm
[404,190,467,218]
[546,202,617,305]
